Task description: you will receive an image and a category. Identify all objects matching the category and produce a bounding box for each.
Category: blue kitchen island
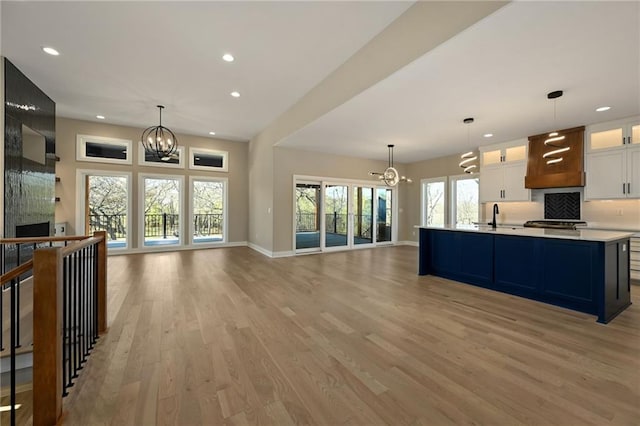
[418,225,634,323]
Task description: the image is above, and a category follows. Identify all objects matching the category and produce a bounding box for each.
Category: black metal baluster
[73,251,79,379]
[83,247,88,359]
[14,270,20,349]
[62,256,68,396]
[79,248,85,366]
[1,283,4,351]
[10,278,17,426]
[93,244,99,343]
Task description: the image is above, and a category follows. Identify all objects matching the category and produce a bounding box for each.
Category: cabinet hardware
[623,183,626,194]
[628,182,631,194]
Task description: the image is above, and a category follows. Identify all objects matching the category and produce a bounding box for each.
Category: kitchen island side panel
[418,227,632,323]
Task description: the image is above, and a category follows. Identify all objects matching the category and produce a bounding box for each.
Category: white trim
[138,173,185,249]
[273,250,295,258]
[420,176,448,227]
[189,147,228,172]
[449,173,480,226]
[76,134,132,165]
[248,242,273,257]
[107,241,247,256]
[188,175,228,245]
[397,240,419,247]
[138,144,185,169]
[75,169,133,250]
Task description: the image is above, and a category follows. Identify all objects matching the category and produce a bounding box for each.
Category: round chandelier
[141,105,178,160]
[369,144,412,186]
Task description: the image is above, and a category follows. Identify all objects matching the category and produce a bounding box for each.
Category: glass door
[376,187,393,243]
[295,182,321,251]
[324,184,349,249]
[352,186,374,246]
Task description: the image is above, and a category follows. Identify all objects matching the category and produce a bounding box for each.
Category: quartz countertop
[417,224,635,242]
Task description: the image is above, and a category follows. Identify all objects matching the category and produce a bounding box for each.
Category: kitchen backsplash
[482,195,640,230]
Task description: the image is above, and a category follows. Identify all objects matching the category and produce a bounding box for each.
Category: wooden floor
[61,246,640,425]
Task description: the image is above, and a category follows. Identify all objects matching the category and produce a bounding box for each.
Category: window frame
[449,173,480,226]
[138,144,185,169]
[138,173,185,249]
[76,134,132,165]
[420,176,448,227]
[189,176,228,245]
[189,147,228,172]
[75,169,133,250]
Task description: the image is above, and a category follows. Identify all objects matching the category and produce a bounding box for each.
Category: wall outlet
[616,208,624,216]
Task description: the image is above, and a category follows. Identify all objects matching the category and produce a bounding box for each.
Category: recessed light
[230,91,240,98]
[209,131,216,136]
[222,53,234,62]
[596,106,611,112]
[42,46,59,56]
[483,133,493,138]
[96,115,105,120]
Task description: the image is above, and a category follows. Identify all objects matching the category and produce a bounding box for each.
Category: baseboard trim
[107,241,248,256]
[273,250,295,258]
[248,243,273,258]
[397,240,419,247]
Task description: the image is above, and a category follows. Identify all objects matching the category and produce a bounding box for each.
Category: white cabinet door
[479,166,503,203]
[585,150,626,199]
[503,163,530,201]
[627,147,640,198]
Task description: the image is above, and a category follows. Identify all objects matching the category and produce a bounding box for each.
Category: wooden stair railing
[0,231,107,426]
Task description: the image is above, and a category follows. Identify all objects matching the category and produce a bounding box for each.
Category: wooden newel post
[33,247,63,426]
[94,230,108,333]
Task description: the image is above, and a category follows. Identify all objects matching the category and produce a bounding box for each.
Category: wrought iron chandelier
[459,117,478,173]
[369,144,412,186]
[141,105,178,160]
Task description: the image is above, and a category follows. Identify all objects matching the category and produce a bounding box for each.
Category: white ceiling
[278,1,640,163]
[1,1,412,141]
[3,2,639,163]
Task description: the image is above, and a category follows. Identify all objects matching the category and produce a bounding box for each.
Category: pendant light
[543,90,569,165]
[459,117,478,173]
[141,105,178,160]
[368,144,412,186]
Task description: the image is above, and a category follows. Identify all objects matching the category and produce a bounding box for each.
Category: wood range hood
[525,126,585,189]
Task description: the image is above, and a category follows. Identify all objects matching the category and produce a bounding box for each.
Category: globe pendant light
[369,144,412,186]
[141,105,178,161]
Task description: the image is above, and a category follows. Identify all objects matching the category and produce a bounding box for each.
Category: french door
[294,179,392,253]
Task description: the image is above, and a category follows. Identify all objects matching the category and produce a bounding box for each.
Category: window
[138,145,185,169]
[75,169,132,250]
[190,177,227,244]
[139,174,183,247]
[421,177,447,226]
[189,147,228,172]
[450,174,479,225]
[87,174,130,249]
[76,134,132,165]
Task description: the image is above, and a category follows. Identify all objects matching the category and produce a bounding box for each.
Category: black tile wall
[544,192,581,220]
[3,58,56,271]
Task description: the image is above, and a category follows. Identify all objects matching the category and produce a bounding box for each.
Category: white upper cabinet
[587,116,640,152]
[479,139,530,202]
[585,116,640,200]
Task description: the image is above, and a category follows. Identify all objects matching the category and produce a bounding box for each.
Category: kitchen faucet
[490,203,500,229]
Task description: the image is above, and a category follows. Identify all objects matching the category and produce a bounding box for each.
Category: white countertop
[417,224,635,242]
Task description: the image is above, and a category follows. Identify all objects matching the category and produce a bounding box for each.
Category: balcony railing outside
[296,212,373,238]
[89,213,224,242]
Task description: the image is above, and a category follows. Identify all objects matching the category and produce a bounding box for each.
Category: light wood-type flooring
[61,246,640,425]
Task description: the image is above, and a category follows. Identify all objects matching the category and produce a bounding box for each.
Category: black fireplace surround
[3,58,56,271]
